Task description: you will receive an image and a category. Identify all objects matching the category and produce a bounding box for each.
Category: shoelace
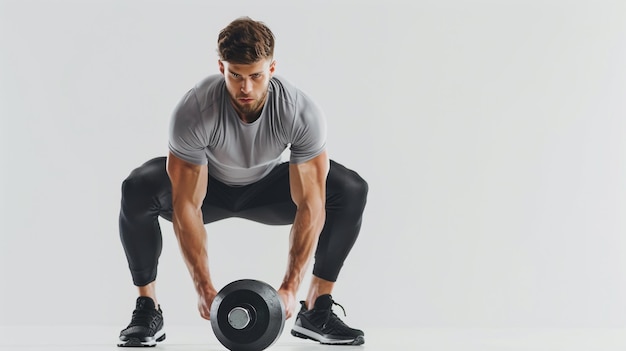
[332,300,347,318]
[129,309,159,329]
[321,300,353,333]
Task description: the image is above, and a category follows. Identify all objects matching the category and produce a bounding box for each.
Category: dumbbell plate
[210,279,286,351]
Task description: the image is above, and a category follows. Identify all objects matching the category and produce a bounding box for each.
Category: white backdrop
[1,0,625,330]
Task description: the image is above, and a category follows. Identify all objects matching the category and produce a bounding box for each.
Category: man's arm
[166,151,217,320]
[279,150,330,318]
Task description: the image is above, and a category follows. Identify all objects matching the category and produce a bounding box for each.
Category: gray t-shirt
[168,74,327,186]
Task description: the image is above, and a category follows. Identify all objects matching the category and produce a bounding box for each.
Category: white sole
[291,325,361,345]
[117,329,166,347]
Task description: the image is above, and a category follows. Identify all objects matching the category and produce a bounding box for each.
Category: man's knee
[120,171,152,207]
[344,171,368,210]
[328,161,369,213]
[120,174,142,200]
[120,157,168,208]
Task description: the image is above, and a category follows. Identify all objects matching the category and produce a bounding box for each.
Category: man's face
[219,59,276,120]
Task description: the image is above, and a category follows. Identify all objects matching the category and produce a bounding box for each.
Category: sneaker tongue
[314,294,333,310]
[136,296,156,310]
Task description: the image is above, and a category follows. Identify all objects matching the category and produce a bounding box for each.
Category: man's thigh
[203,162,296,225]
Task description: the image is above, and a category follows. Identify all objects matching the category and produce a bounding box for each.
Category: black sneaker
[291,294,365,345]
[118,297,166,347]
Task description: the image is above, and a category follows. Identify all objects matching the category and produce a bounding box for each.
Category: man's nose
[241,79,252,94]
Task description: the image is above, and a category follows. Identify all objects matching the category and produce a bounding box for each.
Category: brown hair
[217,17,275,64]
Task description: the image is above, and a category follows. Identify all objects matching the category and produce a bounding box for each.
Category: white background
[1,0,625,331]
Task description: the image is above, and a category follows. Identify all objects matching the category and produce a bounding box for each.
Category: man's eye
[231,73,240,78]
[252,74,261,79]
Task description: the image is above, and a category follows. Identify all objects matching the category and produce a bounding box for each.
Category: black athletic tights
[119,157,368,286]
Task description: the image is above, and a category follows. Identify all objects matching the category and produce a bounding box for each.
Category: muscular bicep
[166,151,208,210]
[289,150,329,207]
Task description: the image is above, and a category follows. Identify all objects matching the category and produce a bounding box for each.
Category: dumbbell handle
[228,307,251,330]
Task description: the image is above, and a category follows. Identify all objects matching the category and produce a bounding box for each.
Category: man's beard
[231,89,268,121]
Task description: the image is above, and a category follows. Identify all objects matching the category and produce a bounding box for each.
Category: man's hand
[277,287,297,319]
[198,288,218,320]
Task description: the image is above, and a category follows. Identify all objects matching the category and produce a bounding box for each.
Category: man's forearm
[281,205,325,292]
[172,205,214,293]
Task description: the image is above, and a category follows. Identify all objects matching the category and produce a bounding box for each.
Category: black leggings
[119,157,368,286]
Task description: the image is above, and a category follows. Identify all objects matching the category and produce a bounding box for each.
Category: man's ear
[269,60,276,76]
[218,60,225,74]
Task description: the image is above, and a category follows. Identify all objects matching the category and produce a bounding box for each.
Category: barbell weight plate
[210,279,286,351]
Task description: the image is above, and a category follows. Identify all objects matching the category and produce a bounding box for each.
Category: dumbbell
[210,279,286,351]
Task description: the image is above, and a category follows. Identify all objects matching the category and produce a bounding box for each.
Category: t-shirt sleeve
[289,91,327,164]
[168,89,209,165]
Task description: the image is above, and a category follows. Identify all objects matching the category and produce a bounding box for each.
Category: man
[117,16,368,347]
